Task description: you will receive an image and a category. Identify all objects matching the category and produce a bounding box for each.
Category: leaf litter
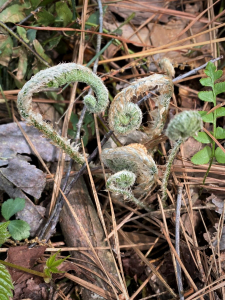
[0,1,225,300]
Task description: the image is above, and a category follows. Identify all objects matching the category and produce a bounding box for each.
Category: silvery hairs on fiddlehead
[161,111,203,206]
[101,143,158,209]
[17,63,108,164]
[108,72,174,138]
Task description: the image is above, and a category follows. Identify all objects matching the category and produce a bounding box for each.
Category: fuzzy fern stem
[17,63,108,164]
[161,138,183,206]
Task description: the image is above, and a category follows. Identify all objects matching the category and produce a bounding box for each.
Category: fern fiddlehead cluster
[17,63,109,164]
[101,143,158,208]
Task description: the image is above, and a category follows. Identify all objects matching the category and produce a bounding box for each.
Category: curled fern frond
[161,111,203,207]
[101,143,158,195]
[108,74,173,137]
[165,110,203,142]
[106,170,136,198]
[158,58,175,78]
[106,170,151,210]
[0,263,14,300]
[17,63,108,164]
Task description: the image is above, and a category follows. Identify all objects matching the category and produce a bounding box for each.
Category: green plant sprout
[1,198,30,241]
[44,250,70,283]
[191,61,225,185]
[0,247,68,299]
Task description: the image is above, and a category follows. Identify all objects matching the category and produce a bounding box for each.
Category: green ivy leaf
[8,220,30,241]
[198,91,214,102]
[199,111,214,123]
[215,127,225,139]
[215,147,225,163]
[193,132,212,143]
[0,263,14,300]
[199,77,213,87]
[191,146,212,165]
[214,82,225,96]
[1,198,25,221]
[0,222,11,245]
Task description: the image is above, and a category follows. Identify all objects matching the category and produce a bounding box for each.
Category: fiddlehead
[108,73,173,137]
[17,63,108,164]
[101,143,158,208]
[162,111,203,206]
[106,170,151,210]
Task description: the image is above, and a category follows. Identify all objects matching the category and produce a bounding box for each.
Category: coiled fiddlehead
[162,111,203,206]
[17,63,109,164]
[108,73,174,137]
[101,143,158,208]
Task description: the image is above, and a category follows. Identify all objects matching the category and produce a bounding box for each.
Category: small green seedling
[191,61,225,183]
[44,250,70,283]
[1,198,30,241]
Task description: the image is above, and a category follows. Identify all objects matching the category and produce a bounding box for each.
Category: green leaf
[0,263,14,300]
[204,61,216,78]
[214,82,225,96]
[12,46,28,80]
[27,29,37,43]
[0,32,13,67]
[70,112,79,130]
[200,77,213,87]
[199,111,214,123]
[216,127,225,139]
[191,146,212,165]
[33,7,55,26]
[46,36,62,51]
[204,61,223,82]
[17,27,29,43]
[0,4,29,23]
[0,222,11,245]
[1,198,25,220]
[33,39,52,64]
[49,266,64,273]
[215,147,225,163]
[215,107,225,118]
[8,220,30,241]
[198,91,214,102]
[30,0,43,8]
[193,132,212,143]
[55,2,73,26]
[45,250,69,279]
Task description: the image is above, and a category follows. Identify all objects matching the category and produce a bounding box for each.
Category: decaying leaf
[0,121,62,162]
[0,156,46,198]
[0,29,13,67]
